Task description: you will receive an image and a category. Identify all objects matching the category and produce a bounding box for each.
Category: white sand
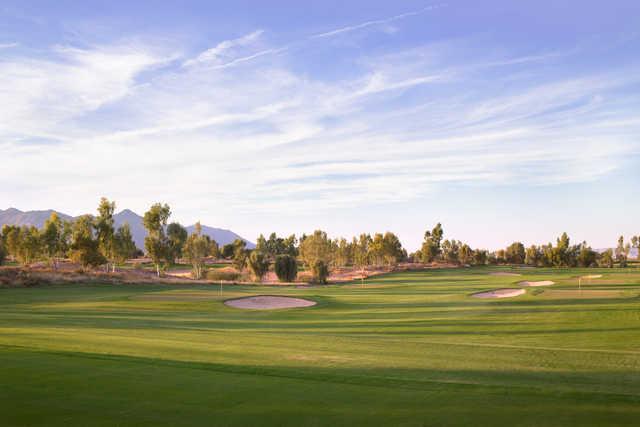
[472,288,526,299]
[489,272,522,277]
[224,295,316,310]
[581,274,603,279]
[518,280,555,287]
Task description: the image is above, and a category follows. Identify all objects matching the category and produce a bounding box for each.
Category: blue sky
[1,0,639,250]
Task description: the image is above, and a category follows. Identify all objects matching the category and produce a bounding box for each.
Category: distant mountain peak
[117,208,138,215]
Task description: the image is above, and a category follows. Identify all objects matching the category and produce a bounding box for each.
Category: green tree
[167,222,188,264]
[599,249,614,268]
[311,260,329,284]
[299,230,333,269]
[94,198,116,272]
[113,223,137,269]
[40,212,69,269]
[266,233,286,258]
[368,233,385,266]
[473,249,488,266]
[552,232,573,267]
[232,239,248,270]
[143,203,172,277]
[2,225,21,262]
[11,226,42,266]
[274,254,297,282]
[247,251,270,281]
[283,234,298,257]
[421,223,443,263]
[182,222,212,279]
[334,238,351,267]
[353,234,372,270]
[255,234,268,253]
[69,215,106,269]
[505,242,525,264]
[441,239,461,264]
[458,243,473,265]
[576,242,597,267]
[220,243,234,259]
[615,236,630,267]
[525,245,542,266]
[207,237,220,258]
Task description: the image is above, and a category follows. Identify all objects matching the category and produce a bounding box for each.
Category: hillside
[0,208,254,250]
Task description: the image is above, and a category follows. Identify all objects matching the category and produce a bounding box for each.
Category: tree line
[410,224,639,268]
[1,200,638,283]
[0,199,138,272]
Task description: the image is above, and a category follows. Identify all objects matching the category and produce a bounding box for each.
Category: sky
[1,0,639,251]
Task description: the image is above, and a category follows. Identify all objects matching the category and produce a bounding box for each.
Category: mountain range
[0,207,254,250]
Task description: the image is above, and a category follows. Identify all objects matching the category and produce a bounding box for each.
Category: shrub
[206,268,241,282]
[311,260,329,284]
[274,254,297,282]
[247,251,270,281]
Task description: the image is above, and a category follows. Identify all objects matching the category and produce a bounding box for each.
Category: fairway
[1,268,639,426]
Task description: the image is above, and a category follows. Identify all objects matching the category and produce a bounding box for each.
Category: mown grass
[0,267,639,426]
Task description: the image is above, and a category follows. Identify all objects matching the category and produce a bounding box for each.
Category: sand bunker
[489,272,522,277]
[518,280,555,287]
[472,289,526,299]
[224,295,316,310]
[581,274,603,279]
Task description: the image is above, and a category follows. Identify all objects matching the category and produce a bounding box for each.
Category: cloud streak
[182,30,264,67]
[311,4,444,39]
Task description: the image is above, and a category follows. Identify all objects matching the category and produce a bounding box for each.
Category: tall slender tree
[182,222,213,279]
[143,203,172,277]
[421,223,443,263]
[40,212,69,269]
[95,198,116,272]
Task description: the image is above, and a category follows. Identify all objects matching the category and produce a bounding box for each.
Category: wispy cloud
[182,4,444,71]
[0,42,19,49]
[311,4,444,39]
[182,30,264,67]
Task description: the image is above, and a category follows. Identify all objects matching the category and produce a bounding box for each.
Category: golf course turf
[1,267,639,426]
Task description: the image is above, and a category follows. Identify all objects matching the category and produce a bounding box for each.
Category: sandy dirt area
[472,288,526,298]
[224,295,317,310]
[518,280,555,287]
[489,272,522,277]
[581,274,603,279]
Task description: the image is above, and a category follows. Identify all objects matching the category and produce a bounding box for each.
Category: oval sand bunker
[518,280,555,287]
[472,289,525,299]
[225,295,316,310]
